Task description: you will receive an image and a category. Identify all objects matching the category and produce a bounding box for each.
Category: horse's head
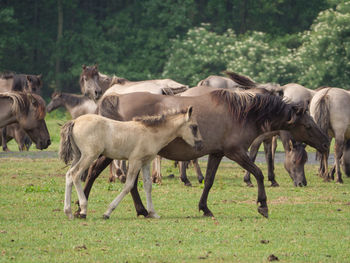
[284,140,308,187]
[178,106,203,151]
[15,93,51,150]
[25,74,42,95]
[46,92,62,113]
[286,105,329,154]
[80,64,102,101]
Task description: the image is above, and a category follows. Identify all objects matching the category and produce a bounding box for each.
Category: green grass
[0,157,349,263]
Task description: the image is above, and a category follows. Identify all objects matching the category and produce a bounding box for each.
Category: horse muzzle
[36,139,51,150]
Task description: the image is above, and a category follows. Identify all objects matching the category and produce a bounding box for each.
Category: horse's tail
[223,71,257,87]
[59,120,79,164]
[313,89,331,135]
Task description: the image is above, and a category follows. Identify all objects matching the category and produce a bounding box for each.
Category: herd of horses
[2,65,349,220]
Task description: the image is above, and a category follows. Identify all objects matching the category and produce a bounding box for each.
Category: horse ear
[186,106,193,121]
[94,63,98,69]
[82,64,86,70]
[37,74,42,80]
[26,75,33,83]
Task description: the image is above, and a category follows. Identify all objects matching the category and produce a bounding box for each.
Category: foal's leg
[192,159,204,183]
[142,162,160,218]
[198,153,223,217]
[64,167,75,220]
[103,160,142,219]
[179,161,192,186]
[263,138,279,187]
[225,149,268,218]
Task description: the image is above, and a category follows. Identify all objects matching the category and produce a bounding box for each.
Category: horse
[46,92,97,119]
[310,87,350,183]
[1,123,32,151]
[80,64,188,101]
[0,73,43,151]
[78,90,329,219]
[243,130,308,187]
[0,92,50,150]
[59,108,202,219]
[0,72,42,94]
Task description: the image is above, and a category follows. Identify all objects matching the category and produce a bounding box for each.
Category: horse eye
[191,125,198,135]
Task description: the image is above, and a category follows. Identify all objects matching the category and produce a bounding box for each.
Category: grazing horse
[78,90,329,218]
[244,130,308,187]
[80,64,188,101]
[0,92,50,149]
[1,123,32,151]
[46,92,97,119]
[310,87,349,183]
[60,108,202,219]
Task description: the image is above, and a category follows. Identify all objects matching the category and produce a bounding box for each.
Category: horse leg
[103,160,142,219]
[179,161,192,186]
[151,156,162,184]
[342,139,350,177]
[198,153,223,217]
[64,168,74,220]
[192,159,204,183]
[1,127,9,152]
[244,138,261,187]
[334,136,345,183]
[263,138,279,187]
[141,162,160,218]
[225,149,268,218]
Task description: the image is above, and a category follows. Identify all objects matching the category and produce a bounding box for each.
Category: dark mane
[0,92,46,119]
[210,89,293,130]
[0,72,14,79]
[133,108,187,127]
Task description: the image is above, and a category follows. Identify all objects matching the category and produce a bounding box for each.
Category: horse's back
[0,78,13,92]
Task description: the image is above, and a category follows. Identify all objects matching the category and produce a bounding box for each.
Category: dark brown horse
[0,92,50,149]
[78,90,328,218]
[0,72,43,151]
[1,123,32,151]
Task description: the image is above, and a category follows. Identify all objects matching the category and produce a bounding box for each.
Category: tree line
[0,0,348,98]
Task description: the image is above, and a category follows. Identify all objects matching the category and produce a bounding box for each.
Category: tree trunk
[55,0,63,90]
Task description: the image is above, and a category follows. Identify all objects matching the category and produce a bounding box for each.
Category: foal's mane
[133,108,188,127]
[210,89,293,128]
[0,92,46,119]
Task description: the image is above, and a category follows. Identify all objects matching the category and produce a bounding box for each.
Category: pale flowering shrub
[295,1,350,89]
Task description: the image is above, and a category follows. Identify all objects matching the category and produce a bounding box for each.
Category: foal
[59,107,202,219]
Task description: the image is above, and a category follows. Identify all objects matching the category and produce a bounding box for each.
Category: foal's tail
[59,120,79,164]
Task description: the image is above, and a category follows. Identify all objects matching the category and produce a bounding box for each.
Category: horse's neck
[0,98,17,128]
[98,73,113,92]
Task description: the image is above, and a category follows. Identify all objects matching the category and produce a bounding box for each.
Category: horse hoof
[270,181,279,187]
[246,182,254,187]
[198,177,204,184]
[102,214,110,220]
[258,207,269,218]
[202,210,214,217]
[184,182,192,187]
[79,214,87,219]
[336,179,344,184]
[146,212,160,219]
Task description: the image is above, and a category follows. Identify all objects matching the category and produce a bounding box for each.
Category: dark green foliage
[0,0,342,98]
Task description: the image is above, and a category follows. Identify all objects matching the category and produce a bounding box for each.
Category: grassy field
[0,114,348,262]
